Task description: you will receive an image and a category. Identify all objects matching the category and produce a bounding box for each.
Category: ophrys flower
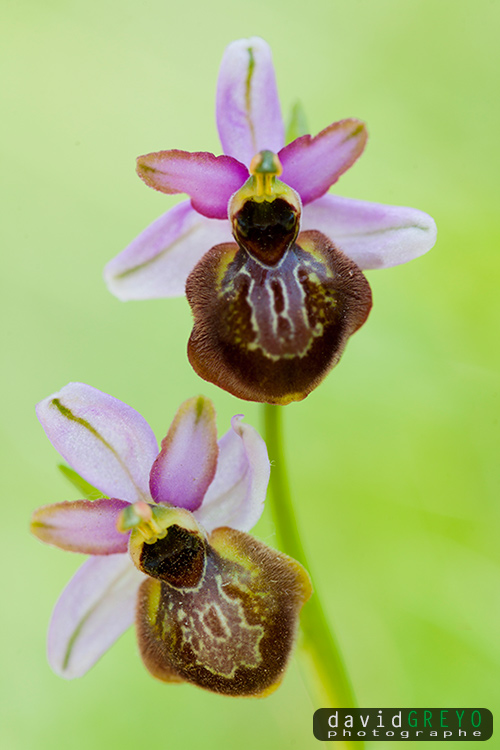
[30,383,311,695]
[105,37,436,404]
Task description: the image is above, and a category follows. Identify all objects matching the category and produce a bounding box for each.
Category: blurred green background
[2,0,499,747]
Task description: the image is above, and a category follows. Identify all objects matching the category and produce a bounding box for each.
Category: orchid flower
[30,383,311,696]
[105,37,436,404]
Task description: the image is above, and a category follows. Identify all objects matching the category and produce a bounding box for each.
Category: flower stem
[263,404,362,749]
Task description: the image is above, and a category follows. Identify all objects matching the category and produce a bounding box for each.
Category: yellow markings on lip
[214,245,239,288]
[135,525,312,695]
[297,236,335,276]
[146,579,162,625]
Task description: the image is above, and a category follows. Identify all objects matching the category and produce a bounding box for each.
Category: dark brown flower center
[233,197,300,265]
[228,149,302,266]
[139,524,206,589]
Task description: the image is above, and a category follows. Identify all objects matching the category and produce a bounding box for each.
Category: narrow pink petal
[216,37,284,166]
[104,202,233,301]
[136,150,248,219]
[279,119,367,205]
[301,193,437,269]
[36,383,158,503]
[149,396,219,511]
[31,499,129,555]
[48,555,144,678]
[196,416,270,534]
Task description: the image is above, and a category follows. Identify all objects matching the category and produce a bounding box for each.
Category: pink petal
[31,499,129,555]
[136,150,248,219]
[149,396,219,512]
[279,119,367,205]
[216,37,284,167]
[195,416,270,534]
[104,201,233,301]
[48,555,144,678]
[301,193,437,269]
[36,383,158,503]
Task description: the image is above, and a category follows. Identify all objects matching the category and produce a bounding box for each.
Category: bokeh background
[2,0,499,747]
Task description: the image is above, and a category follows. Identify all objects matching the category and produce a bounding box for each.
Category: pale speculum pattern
[157,549,265,678]
[136,526,311,695]
[221,242,338,361]
[186,229,372,403]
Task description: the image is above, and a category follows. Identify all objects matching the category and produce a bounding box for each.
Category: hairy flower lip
[186,230,373,404]
[136,526,312,696]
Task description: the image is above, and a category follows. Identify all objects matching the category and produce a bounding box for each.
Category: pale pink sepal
[216,37,284,167]
[279,119,368,206]
[195,416,270,534]
[301,193,437,269]
[150,396,219,512]
[104,201,233,301]
[31,499,129,555]
[136,150,248,219]
[36,383,158,503]
[48,555,144,679]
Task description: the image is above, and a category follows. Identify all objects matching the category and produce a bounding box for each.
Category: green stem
[264,404,362,749]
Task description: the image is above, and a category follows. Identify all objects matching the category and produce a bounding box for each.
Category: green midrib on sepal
[50,398,146,500]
